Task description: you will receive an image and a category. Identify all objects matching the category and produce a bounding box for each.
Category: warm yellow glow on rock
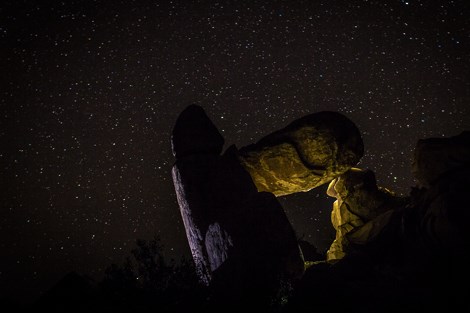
[237,112,364,196]
[326,168,408,262]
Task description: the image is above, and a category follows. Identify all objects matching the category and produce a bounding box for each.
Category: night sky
[1,0,469,305]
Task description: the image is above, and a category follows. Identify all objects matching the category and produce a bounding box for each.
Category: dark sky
[1,0,469,305]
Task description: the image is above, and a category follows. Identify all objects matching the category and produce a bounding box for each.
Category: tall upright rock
[237,111,364,196]
[171,105,304,306]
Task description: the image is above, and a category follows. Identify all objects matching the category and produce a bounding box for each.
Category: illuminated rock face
[326,168,408,262]
[237,111,364,197]
[171,105,304,295]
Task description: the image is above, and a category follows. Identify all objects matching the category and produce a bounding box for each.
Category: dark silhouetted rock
[407,131,470,258]
[237,111,364,196]
[412,130,470,188]
[171,104,225,158]
[298,239,324,263]
[171,105,304,307]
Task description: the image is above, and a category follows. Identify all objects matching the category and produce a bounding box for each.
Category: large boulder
[237,111,364,196]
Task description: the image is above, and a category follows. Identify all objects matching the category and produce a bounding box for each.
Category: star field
[1,0,469,305]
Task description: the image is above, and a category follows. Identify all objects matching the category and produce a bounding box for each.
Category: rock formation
[171,103,470,312]
[32,108,469,313]
[325,168,409,261]
[286,131,470,313]
[406,130,470,259]
[323,131,470,264]
[237,111,364,196]
[171,105,305,306]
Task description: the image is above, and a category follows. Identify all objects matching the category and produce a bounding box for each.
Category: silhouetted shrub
[98,235,208,312]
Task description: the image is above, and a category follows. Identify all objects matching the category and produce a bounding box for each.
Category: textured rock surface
[237,111,364,196]
[326,168,408,261]
[171,105,304,298]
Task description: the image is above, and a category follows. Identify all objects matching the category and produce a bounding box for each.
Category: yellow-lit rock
[237,111,364,196]
[326,168,408,262]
